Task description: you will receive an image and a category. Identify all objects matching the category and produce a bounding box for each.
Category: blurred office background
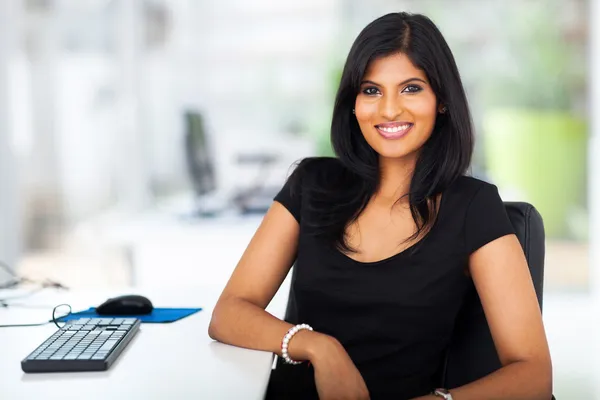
[0,0,597,397]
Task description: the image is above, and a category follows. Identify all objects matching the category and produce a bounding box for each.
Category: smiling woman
[355,55,441,160]
[208,11,552,400]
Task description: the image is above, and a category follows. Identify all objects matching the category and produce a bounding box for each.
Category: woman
[208,12,552,400]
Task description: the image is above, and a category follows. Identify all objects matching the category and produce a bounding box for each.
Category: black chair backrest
[440,202,546,387]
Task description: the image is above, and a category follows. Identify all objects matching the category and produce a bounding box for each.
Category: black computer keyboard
[21,317,141,373]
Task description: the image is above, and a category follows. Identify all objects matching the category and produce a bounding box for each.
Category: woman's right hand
[309,336,370,400]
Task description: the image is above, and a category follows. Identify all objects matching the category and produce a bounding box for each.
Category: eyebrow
[360,77,427,86]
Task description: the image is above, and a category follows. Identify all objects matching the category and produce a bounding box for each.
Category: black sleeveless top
[266,158,514,400]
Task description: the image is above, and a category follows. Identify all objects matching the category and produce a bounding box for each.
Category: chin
[378,151,415,161]
[371,143,418,160]
[366,134,426,162]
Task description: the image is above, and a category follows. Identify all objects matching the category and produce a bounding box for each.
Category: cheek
[409,97,438,122]
[354,100,379,130]
[354,100,377,121]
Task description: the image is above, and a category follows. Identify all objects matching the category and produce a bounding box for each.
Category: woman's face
[354,52,442,161]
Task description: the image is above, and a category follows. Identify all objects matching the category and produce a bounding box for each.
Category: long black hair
[290,12,473,253]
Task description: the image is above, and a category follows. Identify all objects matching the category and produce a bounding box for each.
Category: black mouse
[96,294,154,315]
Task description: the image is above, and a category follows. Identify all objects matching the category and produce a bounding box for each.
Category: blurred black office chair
[183,110,280,216]
[439,202,555,399]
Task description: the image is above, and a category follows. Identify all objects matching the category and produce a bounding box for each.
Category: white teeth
[378,124,410,133]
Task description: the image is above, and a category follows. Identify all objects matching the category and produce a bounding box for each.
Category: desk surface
[0,283,290,400]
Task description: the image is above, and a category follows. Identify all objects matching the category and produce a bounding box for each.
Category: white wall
[590,0,600,303]
[0,1,23,271]
[23,0,341,227]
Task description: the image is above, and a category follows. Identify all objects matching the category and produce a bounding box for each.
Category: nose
[380,93,403,120]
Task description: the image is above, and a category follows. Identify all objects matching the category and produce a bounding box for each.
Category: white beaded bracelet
[281,323,313,365]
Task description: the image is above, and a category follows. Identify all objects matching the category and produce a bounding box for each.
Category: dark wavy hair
[291,12,474,253]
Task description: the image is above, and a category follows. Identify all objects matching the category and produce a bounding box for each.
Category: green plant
[479,0,589,239]
[480,0,586,112]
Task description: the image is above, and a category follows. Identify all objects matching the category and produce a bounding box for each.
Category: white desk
[75,208,265,289]
[0,282,291,400]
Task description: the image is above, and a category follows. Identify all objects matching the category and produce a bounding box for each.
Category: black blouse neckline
[332,191,448,266]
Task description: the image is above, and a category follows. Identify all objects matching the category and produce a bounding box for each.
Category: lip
[375,123,413,139]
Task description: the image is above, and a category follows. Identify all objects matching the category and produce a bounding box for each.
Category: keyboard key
[99,340,119,352]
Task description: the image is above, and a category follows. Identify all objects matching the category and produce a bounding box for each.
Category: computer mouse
[96,294,154,315]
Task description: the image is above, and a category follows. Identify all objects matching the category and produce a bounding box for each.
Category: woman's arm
[415,234,553,400]
[208,201,328,360]
[209,201,370,399]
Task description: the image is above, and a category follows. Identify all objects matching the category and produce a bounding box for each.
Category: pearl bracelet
[281,323,313,365]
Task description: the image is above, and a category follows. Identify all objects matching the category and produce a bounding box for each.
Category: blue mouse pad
[57,307,202,323]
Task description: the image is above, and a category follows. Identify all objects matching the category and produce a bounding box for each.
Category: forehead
[363,52,428,82]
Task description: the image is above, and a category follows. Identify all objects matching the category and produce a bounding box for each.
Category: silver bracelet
[432,388,453,399]
[281,323,313,365]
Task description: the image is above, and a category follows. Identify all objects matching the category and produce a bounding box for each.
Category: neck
[375,154,418,205]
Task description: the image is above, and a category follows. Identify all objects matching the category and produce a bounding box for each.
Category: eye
[402,84,423,94]
[362,87,380,96]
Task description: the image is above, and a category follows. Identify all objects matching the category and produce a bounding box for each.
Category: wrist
[308,333,342,364]
[305,334,343,365]
[286,330,337,363]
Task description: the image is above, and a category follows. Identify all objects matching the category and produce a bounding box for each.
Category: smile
[375,122,413,139]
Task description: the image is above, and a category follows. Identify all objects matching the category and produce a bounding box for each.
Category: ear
[438,104,447,114]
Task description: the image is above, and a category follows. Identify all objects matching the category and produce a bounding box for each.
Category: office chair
[184,111,217,198]
[184,110,281,216]
[439,201,555,399]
